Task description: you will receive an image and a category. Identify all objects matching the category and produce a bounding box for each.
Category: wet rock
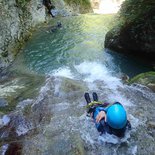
[1,51,8,57]
[0,98,8,107]
[0,144,9,155]
[12,114,33,136]
[0,0,46,69]
[147,83,155,92]
[16,99,33,110]
[147,121,155,129]
[0,73,45,112]
[5,142,22,155]
[104,1,155,62]
[121,74,129,84]
[50,21,62,33]
[61,78,87,93]
[129,72,155,92]
[31,98,51,125]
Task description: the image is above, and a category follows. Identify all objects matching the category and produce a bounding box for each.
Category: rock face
[104,0,155,61]
[0,0,46,69]
[129,72,155,92]
[0,0,92,71]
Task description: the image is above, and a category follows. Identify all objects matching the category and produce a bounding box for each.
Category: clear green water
[16,14,113,74]
[13,14,153,77]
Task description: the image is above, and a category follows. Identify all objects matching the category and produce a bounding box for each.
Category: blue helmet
[106,103,127,129]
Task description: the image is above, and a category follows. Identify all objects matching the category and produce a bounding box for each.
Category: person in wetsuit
[84,92,131,137]
[43,0,55,17]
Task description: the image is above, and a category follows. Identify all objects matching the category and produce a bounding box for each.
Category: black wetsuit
[43,0,51,10]
[43,0,55,16]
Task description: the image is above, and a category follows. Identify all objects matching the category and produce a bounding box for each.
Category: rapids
[0,14,155,155]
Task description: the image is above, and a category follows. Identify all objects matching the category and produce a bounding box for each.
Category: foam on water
[52,67,75,79]
[131,145,137,155]
[75,61,122,90]
[1,144,9,155]
[129,84,155,101]
[98,132,130,144]
[106,92,132,107]
[2,115,10,125]
[48,61,123,93]
[79,112,134,146]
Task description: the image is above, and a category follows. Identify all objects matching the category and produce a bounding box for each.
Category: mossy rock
[129,71,155,92]
[16,0,31,8]
[0,73,45,113]
[61,78,87,93]
[105,0,155,61]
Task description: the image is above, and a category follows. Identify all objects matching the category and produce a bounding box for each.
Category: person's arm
[96,111,106,123]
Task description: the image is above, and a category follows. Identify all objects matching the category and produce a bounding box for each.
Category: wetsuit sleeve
[97,107,107,112]
[97,119,106,133]
[93,107,107,133]
[93,107,106,120]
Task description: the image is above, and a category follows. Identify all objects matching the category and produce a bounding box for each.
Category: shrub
[16,0,31,8]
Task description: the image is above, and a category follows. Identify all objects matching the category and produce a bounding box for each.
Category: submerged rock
[61,78,87,93]
[0,98,8,107]
[50,21,62,33]
[0,72,45,113]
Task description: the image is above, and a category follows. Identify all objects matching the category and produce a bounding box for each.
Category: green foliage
[129,71,155,84]
[113,0,155,44]
[64,0,91,12]
[64,0,90,5]
[16,0,31,8]
[119,0,155,25]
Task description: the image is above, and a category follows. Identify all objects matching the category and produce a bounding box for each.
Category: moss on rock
[129,71,155,92]
[15,0,31,8]
[105,0,155,61]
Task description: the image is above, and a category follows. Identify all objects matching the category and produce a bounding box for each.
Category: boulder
[104,0,155,62]
[129,72,155,92]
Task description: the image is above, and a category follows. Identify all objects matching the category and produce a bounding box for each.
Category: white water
[47,59,137,146]
[92,0,125,14]
[51,60,132,106]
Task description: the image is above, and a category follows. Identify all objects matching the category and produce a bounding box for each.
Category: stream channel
[0,14,155,155]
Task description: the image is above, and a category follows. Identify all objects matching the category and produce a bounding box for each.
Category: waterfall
[91,0,125,14]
